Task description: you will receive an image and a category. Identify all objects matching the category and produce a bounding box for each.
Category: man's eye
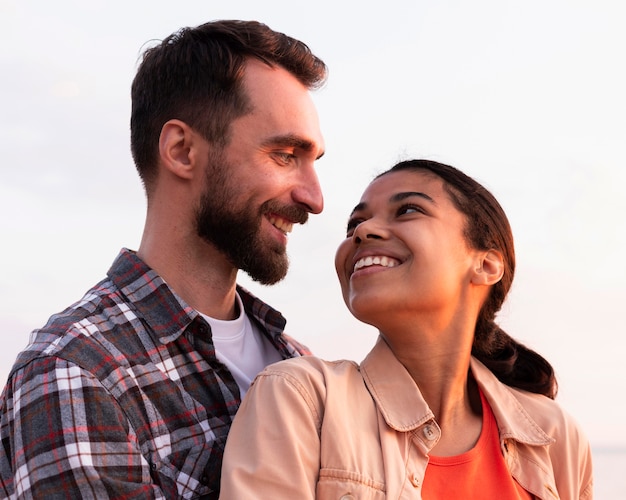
[274,152,296,164]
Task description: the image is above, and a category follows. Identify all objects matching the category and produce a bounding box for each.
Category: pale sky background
[1,0,625,457]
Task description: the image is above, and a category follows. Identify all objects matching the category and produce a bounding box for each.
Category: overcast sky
[1,0,625,449]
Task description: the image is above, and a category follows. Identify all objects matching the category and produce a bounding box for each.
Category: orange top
[423,390,533,499]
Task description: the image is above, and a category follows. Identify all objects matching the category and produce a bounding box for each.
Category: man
[0,20,326,499]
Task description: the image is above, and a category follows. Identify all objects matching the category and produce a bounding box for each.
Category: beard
[195,150,308,285]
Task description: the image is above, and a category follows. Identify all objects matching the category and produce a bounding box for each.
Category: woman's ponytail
[472,319,557,399]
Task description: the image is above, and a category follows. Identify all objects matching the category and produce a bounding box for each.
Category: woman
[219,160,593,499]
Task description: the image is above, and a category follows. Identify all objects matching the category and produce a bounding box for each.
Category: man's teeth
[353,256,400,272]
[269,216,293,233]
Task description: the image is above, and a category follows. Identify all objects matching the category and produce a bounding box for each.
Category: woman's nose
[352,218,385,244]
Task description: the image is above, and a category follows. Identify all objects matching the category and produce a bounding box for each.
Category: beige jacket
[220,337,593,499]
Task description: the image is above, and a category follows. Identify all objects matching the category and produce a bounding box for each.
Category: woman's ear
[472,249,504,286]
[158,119,204,180]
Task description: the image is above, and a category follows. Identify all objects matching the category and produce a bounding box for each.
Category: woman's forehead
[361,169,445,200]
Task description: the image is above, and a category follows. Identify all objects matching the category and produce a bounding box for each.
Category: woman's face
[335,169,483,328]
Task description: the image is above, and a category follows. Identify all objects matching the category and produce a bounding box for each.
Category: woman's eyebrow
[349,191,436,217]
[390,191,436,204]
[349,202,366,217]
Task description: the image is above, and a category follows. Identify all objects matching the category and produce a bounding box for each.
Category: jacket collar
[470,358,554,446]
[360,336,553,446]
[360,336,435,431]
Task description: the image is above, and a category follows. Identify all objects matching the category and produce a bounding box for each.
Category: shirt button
[410,473,421,488]
[422,424,436,440]
[339,495,355,500]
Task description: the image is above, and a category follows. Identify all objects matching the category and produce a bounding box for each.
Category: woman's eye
[345,218,362,236]
[398,204,423,216]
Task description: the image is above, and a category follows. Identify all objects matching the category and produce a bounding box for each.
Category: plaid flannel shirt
[0,249,308,499]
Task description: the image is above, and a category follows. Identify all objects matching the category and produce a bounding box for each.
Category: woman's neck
[381,326,482,456]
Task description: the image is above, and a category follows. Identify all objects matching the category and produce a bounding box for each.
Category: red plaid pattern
[0,249,306,499]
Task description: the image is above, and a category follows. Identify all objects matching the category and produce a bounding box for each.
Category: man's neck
[137,234,240,320]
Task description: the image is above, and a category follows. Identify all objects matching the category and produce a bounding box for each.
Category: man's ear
[158,119,204,180]
[472,249,505,286]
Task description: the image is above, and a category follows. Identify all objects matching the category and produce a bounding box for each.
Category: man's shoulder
[279,332,311,356]
[10,249,178,373]
[9,275,131,374]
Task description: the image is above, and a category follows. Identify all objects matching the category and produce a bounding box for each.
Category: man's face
[196,59,325,284]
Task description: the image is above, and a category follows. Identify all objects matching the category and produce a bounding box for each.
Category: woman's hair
[377,159,557,399]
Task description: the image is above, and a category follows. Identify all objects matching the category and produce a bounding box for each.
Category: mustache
[262,200,309,225]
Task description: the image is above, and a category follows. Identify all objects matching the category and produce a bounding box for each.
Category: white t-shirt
[200,293,282,398]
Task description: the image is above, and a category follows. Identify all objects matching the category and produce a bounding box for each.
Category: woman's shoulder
[259,355,360,383]
[509,385,589,443]
[506,386,593,497]
[473,358,589,445]
[251,356,367,404]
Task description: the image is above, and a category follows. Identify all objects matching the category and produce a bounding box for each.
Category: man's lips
[268,214,294,234]
[263,201,309,235]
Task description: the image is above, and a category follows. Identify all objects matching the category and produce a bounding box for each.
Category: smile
[268,215,294,234]
[353,255,400,272]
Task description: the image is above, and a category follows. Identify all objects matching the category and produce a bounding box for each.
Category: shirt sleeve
[0,356,164,499]
[220,366,322,499]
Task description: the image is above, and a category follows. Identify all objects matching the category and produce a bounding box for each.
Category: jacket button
[410,473,421,487]
[422,424,436,440]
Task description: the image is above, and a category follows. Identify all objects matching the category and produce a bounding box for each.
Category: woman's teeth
[353,255,400,272]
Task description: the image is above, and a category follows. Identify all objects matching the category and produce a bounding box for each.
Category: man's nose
[292,164,323,214]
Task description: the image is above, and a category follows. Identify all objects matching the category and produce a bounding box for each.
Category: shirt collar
[107,249,197,344]
[237,284,286,342]
[107,249,287,345]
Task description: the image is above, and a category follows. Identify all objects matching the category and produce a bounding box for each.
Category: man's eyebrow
[263,134,325,160]
[349,191,436,217]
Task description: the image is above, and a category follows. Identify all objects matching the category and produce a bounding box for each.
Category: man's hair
[130,19,327,189]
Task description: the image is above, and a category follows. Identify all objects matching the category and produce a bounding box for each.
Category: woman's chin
[348,299,388,328]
